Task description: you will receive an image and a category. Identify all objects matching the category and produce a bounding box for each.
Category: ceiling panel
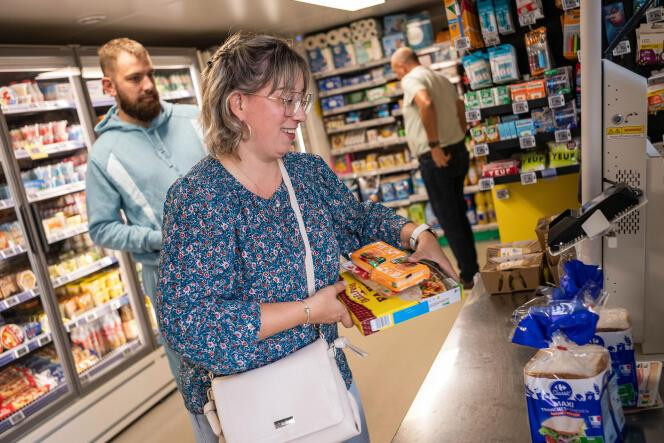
[0,0,444,47]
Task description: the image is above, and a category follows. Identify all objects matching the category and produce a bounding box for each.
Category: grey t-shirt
[401,65,465,158]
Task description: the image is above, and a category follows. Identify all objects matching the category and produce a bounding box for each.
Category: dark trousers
[418,141,479,282]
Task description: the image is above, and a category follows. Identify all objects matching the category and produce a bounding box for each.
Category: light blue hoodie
[86,101,206,266]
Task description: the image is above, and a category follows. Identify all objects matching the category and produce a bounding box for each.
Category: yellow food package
[350,242,430,292]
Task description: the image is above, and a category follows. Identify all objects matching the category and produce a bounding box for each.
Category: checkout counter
[393,280,664,442]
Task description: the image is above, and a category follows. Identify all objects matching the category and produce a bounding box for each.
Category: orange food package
[350,241,430,292]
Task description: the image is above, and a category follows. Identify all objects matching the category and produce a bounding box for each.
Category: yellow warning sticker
[606,125,645,138]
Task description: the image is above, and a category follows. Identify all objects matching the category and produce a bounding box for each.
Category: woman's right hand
[306,281,354,328]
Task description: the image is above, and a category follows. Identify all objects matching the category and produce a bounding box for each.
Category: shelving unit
[327,116,396,135]
[338,161,418,180]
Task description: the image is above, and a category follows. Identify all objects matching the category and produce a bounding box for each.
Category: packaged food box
[406,12,434,50]
[479,88,497,108]
[510,82,529,102]
[524,345,625,443]
[444,0,485,50]
[484,125,500,142]
[321,95,345,111]
[481,240,543,294]
[464,90,480,110]
[527,79,547,100]
[382,33,407,57]
[339,262,461,335]
[493,85,511,105]
[350,242,430,292]
[470,125,486,143]
[482,159,519,177]
[497,122,516,140]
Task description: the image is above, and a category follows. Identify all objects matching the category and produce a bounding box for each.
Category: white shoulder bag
[204,159,365,443]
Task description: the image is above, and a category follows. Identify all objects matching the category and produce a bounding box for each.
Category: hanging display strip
[0,383,68,433]
[0,245,27,261]
[78,339,142,384]
[0,289,40,313]
[1,100,75,116]
[0,332,52,369]
[14,140,86,160]
[27,181,86,203]
[63,294,130,332]
[52,256,117,289]
[46,223,89,245]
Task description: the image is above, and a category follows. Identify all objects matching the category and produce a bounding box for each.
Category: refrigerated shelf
[78,339,141,383]
[63,294,130,332]
[0,383,68,433]
[0,332,52,369]
[92,90,195,108]
[0,245,27,261]
[0,199,14,210]
[1,100,76,116]
[0,289,40,313]
[51,256,117,288]
[46,223,89,245]
[27,181,86,203]
[14,140,86,160]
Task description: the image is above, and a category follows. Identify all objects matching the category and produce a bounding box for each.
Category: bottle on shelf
[484,191,497,223]
[474,191,488,225]
[465,194,477,225]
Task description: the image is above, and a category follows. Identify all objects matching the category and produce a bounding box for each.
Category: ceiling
[0,0,444,49]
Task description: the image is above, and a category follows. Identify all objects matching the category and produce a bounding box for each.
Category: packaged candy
[545,67,574,96]
[484,125,500,142]
[488,44,519,83]
[464,90,481,110]
[514,118,536,137]
[497,122,516,140]
[509,83,528,102]
[525,27,553,76]
[462,52,493,90]
[494,0,515,35]
[470,125,486,143]
[520,150,547,172]
[548,138,580,168]
[479,88,497,108]
[526,80,546,100]
[492,85,511,105]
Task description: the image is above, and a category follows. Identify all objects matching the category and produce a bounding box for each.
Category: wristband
[409,223,434,250]
[299,300,311,327]
[428,140,440,148]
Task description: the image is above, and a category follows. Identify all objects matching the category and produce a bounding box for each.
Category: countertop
[393,281,664,443]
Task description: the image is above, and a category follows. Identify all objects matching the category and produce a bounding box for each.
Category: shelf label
[37,333,51,347]
[111,299,123,310]
[454,37,471,51]
[548,94,565,109]
[85,311,97,322]
[77,318,87,328]
[483,33,500,47]
[13,345,29,359]
[521,171,538,185]
[0,300,7,311]
[512,100,529,114]
[555,129,572,143]
[25,143,48,160]
[519,12,537,27]
[496,188,511,200]
[8,410,26,426]
[123,345,134,356]
[519,135,536,149]
[541,168,558,178]
[613,40,631,57]
[0,199,11,209]
[562,0,580,10]
[5,295,20,308]
[479,177,495,191]
[465,109,481,123]
[473,143,489,157]
[646,7,664,23]
[80,373,91,383]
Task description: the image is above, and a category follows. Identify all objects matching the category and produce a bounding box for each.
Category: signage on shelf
[8,410,26,426]
[646,7,664,23]
[37,333,51,347]
[496,188,510,200]
[548,94,565,109]
[479,178,495,191]
[555,129,572,143]
[562,0,580,10]
[612,40,631,57]
[13,344,29,359]
[465,109,481,123]
[519,135,536,149]
[454,37,471,51]
[473,143,489,157]
[512,101,529,114]
[520,171,538,185]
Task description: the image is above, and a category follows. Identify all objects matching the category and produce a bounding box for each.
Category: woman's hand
[306,281,354,328]
[408,232,460,281]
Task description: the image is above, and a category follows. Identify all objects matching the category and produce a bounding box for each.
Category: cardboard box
[534,216,577,285]
[350,242,430,292]
[487,239,542,261]
[444,0,484,50]
[481,253,543,294]
[339,264,462,335]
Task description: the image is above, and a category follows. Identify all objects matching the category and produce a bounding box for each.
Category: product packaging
[515,118,536,137]
[548,138,580,168]
[603,3,626,44]
[497,122,516,140]
[464,90,481,109]
[383,13,408,35]
[553,102,578,129]
[462,51,493,90]
[406,12,434,50]
[492,85,511,105]
[488,44,519,83]
[527,79,547,100]
[444,0,485,50]
[479,87,497,108]
[545,67,574,96]
[510,82,529,102]
[532,107,556,133]
[484,124,500,142]
[521,150,547,172]
[470,125,486,143]
[481,240,543,294]
[525,27,553,76]
[381,33,407,57]
[327,27,357,69]
[636,23,664,65]
[516,0,544,25]
[477,0,500,44]
[494,0,516,34]
[321,95,345,111]
[304,34,333,73]
[534,215,577,285]
[482,159,519,177]
[562,8,581,60]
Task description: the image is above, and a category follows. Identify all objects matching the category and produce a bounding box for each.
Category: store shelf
[0,244,27,261]
[46,223,89,245]
[162,90,195,101]
[0,382,68,433]
[64,294,130,332]
[338,161,418,180]
[381,184,483,209]
[91,97,115,108]
[312,57,390,80]
[478,93,573,119]
[52,256,118,288]
[0,199,14,211]
[491,164,580,185]
[327,116,396,135]
[27,181,86,203]
[323,97,396,116]
[319,75,397,98]
[1,100,76,116]
[485,127,580,151]
[416,43,454,57]
[0,332,52,369]
[434,222,499,239]
[0,289,40,313]
[14,140,86,160]
[79,339,142,382]
[331,136,408,156]
[429,60,461,71]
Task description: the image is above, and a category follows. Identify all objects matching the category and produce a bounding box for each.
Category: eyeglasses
[244,92,313,116]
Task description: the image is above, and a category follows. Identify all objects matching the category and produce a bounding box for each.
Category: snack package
[510,82,528,102]
[477,0,500,44]
[548,138,580,168]
[488,44,519,83]
[350,242,430,292]
[532,107,556,133]
[525,27,553,76]
[515,118,536,137]
[521,151,547,172]
[462,52,493,90]
[0,324,25,350]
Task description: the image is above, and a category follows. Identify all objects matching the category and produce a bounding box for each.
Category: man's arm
[456,98,467,131]
[86,159,162,254]
[413,89,450,167]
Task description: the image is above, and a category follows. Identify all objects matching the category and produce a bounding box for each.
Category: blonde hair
[200,33,309,156]
[98,38,150,76]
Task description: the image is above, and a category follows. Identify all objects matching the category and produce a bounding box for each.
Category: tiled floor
[111,241,498,443]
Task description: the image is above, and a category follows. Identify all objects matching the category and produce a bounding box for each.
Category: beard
[116,88,161,123]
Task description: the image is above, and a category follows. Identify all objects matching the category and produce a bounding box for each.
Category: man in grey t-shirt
[391,47,478,288]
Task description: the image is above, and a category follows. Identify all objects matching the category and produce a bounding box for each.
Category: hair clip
[207,60,213,67]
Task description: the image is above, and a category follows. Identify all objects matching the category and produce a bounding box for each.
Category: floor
[112,241,497,443]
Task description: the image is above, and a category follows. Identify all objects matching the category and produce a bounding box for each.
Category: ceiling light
[77,15,107,26]
[294,0,385,12]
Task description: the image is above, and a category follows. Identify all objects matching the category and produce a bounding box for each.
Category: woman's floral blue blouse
[157,152,408,413]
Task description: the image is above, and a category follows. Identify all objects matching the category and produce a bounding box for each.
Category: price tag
[479,177,495,191]
[512,100,529,114]
[541,168,558,178]
[647,7,664,23]
[77,318,87,327]
[612,40,631,57]
[65,322,73,332]
[8,410,26,426]
[13,345,29,359]
[111,299,123,310]
[5,295,19,308]
[465,109,481,123]
[519,12,536,26]
[496,188,511,200]
[85,311,97,322]
[37,333,51,347]
[562,0,580,10]
[80,373,91,383]
[521,171,538,185]
[0,300,7,311]
[123,345,134,356]
[25,143,48,160]
[473,143,489,157]
[454,37,471,51]
[548,94,565,109]
[483,33,500,46]
[0,200,9,209]
[519,135,536,149]
[555,129,572,143]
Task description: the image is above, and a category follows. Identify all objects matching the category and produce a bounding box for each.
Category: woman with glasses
[156,33,457,443]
